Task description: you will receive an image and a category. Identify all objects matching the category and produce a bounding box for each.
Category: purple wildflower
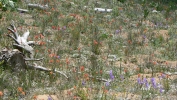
[82,81,86,85]
[48,96,52,100]
[159,73,166,79]
[160,87,164,93]
[161,73,166,78]
[157,84,165,93]
[142,35,146,39]
[120,75,124,81]
[137,77,142,84]
[151,77,157,88]
[56,56,60,59]
[109,70,114,81]
[105,81,110,86]
[62,26,66,30]
[143,78,150,89]
[115,30,120,34]
[143,78,146,83]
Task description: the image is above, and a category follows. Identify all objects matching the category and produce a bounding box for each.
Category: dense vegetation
[0,0,177,99]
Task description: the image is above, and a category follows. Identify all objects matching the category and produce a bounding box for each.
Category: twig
[54,69,69,79]
[25,57,44,61]
[28,63,69,79]
[17,8,29,13]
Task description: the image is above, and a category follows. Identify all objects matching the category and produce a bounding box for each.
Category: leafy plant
[0,0,16,11]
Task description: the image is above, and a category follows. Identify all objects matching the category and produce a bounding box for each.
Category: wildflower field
[0,0,177,100]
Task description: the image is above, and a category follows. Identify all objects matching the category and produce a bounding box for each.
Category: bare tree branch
[7,27,18,39]
[54,69,69,79]
[13,44,34,53]
[7,34,19,44]
[25,57,44,61]
[9,22,18,39]
[28,63,69,79]
[17,8,29,13]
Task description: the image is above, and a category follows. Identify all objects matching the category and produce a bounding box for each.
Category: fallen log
[28,3,48,10]
[94,8,112,12]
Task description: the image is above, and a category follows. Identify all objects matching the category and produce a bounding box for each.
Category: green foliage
[99,33,108,40]
[162,78,170,93]
[0,0,16,11]
[117,0,127,3]
[143,9,149,19]
[0,2,2,8]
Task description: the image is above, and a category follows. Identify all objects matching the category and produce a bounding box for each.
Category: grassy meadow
[0,0,177,99]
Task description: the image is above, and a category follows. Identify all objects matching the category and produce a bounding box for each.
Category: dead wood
[28,3,48,10]
[94,8,112,12]
[0,23,69,79]
[17,8,29,13]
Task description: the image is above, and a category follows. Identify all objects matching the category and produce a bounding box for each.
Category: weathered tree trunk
[0,22,69,79]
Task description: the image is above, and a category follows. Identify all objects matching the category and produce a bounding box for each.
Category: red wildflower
[84,73,89,80]
[49,59,54,63]
[66,58,69,64]
[17,87,23,92]
[104,89,108,94]
[128,40,132,44]
[38,41,45,45]
[100,70,102,74]
[33,95,37,99]
[80,66,85,72]
[94,40,98,45]
[58,26,60,31]
[78,47,81,51]
[56,59,60,63]
[21,91,25,95]
[49,53,56,58]
[165,61,168,65]
[39,34,45,39]
[34,35,39,40]
[0,91,3,97]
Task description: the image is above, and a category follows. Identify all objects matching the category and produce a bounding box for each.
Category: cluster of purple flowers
[137,77,150,90]
[151,77,157,88]
[137,76,164,93]
[105,70,115,86]
[109,70,114,81]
